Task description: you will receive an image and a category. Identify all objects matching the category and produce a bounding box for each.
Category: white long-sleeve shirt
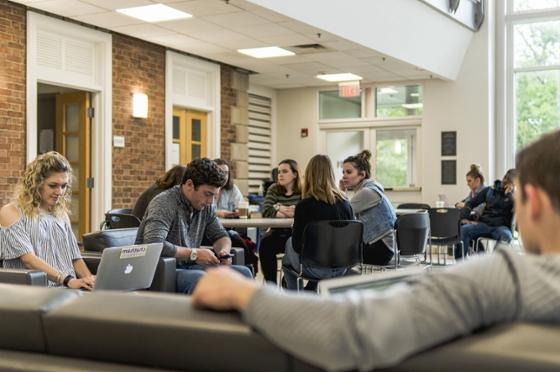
[243,249,560,371]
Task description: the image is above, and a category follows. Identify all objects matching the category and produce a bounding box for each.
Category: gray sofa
[0,282,559,371]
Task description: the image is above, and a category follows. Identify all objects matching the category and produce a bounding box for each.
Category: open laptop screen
[318,267,427,297]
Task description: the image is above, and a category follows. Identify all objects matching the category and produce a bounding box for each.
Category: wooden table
[219,218,293,229]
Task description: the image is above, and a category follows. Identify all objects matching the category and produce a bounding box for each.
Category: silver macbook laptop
[94,243,163,291]
[318,267,428,297]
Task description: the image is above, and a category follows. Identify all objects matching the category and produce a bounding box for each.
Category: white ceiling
[12,0,434,89]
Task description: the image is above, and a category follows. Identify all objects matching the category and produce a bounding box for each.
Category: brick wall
[112,34,166,209]
[0,0,26,207]
[220,65,235,163]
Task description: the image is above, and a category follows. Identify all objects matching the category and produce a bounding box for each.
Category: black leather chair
[0,266,47,286]
[283,220,363,291]
[428,207,464,264]
[395,211,430,267]
[104,213,141,229]
[82,228,176,292]
[82,228,245,292]
[397,203,431,210]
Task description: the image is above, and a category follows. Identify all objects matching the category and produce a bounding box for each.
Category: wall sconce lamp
[132,92,148,118]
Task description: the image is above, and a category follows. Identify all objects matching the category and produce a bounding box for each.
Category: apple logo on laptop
[124,264,134,274]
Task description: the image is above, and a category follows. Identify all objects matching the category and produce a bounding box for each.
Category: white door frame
[165,51,220,168]
[26,12,112,230]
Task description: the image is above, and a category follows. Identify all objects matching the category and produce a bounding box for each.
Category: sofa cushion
[44,291,291,372]
[0,284,80,352]
[82,228,138,252]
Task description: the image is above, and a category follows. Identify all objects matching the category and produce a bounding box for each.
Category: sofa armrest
[231,247,244,266]
[149,257,176,293]
[82,252,176,292]
[0,268,47,286]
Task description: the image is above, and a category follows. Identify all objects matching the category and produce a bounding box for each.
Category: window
[375,85,423,118]
[319,90,362,119]
[375,129,416,187]
[514,0,560,12]
[510,6,560,151]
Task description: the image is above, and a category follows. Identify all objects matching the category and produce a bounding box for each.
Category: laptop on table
[92,243,163,291]
[318,266,428,297]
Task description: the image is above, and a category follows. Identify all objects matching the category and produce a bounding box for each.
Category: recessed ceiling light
[116,4,192,23]
[410,93,420,97]
[316,73,362,82]
[238,47,295,58]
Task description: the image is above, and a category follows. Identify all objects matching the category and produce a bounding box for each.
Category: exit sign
[338,81,361,97]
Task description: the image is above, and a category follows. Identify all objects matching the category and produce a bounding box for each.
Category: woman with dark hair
[213,159,244,218]
[132,165,185,220]
[341,150,397,266]
[0,151,95,289]
[282,154,353,290]
[259,159,302,284]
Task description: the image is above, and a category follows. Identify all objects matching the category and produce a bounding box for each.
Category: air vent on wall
[287,43,331,55]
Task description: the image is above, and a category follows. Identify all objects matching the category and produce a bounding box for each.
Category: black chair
[397,203,431,210]
[104,211,141,229]
[284,220,363,291]
[428,207,464,264]
[395,211,430,267]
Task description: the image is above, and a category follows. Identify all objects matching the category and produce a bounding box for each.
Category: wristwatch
[189,248,198,262]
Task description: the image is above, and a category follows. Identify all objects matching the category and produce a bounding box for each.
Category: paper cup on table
[237,201,249,219]
[435,200,445,208]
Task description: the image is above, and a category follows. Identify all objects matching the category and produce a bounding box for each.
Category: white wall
[266,4,494,207]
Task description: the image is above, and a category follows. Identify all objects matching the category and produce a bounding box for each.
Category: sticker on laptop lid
[120,245,147,259]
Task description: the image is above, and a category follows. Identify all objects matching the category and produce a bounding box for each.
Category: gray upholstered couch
[0,282,558,371]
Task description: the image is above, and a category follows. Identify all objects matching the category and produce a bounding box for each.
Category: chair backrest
[82,228,139,252]
[105,213,141,229]
[428,207,462,239]
[397,203,431,210]
[300,220,363,268]
[396,212,430,256]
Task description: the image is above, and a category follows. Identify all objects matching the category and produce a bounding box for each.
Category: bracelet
[63,275,74,287]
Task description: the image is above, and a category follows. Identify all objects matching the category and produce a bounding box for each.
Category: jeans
[259,228,292,284]
[175,263,253,294]
[460,222,512,255]
[282,238,346,290]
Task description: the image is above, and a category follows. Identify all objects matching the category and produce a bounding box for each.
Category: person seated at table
[192,130,560,372]
[132,165,185,220]
[282,154,353,290]
[455,164,488,219]
[135,158,252,294]
[213,158,258,274]
[262,167,278,197]
[259,159,302,284]
[461,168,517,256]
[341,150,397,266]
[0,151,95,290]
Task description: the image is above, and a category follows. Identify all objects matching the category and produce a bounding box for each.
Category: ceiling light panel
[238,47,295,59]
[116,4,192,23]
[316,73,362,82]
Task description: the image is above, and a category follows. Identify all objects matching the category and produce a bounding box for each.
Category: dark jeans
[175,263,252,294]
[461,222,513,254]
[259,228,292,284]
[363,240,394,266]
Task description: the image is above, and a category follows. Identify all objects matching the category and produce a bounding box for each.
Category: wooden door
[172,108,207,165]
[56,92,91,240]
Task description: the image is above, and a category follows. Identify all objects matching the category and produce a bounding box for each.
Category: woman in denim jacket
[341,150,397,265]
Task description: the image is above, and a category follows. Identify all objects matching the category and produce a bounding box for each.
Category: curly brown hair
[182,158,227,189]
[15,151,73,218]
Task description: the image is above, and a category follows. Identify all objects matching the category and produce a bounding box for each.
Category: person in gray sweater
[192,130,560,371]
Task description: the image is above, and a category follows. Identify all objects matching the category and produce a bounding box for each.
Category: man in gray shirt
[136,158,252,294]
[192,130,560,370]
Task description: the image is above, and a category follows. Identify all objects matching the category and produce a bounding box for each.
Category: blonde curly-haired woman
[0,151,95,289]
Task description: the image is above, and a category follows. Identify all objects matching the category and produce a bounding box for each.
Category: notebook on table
[318,266,428,297]
[93,243,162,291]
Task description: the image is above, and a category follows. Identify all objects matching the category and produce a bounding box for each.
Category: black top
[466,180,514,228]
[292,197,354,254]
[132,184,167,220]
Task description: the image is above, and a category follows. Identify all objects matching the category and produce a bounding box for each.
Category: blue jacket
[354,179,397,244]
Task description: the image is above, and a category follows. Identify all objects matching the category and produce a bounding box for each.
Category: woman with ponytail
[341,150,397,266]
